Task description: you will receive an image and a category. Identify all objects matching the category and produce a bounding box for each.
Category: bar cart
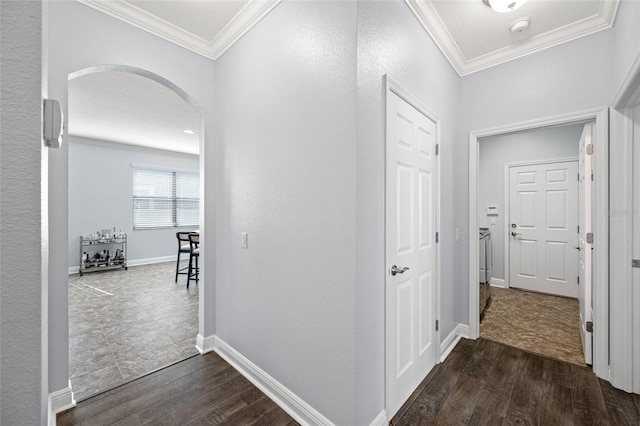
[79,231,128,276]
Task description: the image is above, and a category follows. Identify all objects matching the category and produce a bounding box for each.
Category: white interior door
[386,90,438,418]
[508,160,578,298]
[577,124,593,365]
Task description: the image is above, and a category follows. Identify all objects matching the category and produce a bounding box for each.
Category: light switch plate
[241,232,248,249]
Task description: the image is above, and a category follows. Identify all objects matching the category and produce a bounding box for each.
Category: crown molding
[612,51,640,108]
[404,0,468,76]
[210,0,282,59]
[405,0,620,77]
[76,0,281,61]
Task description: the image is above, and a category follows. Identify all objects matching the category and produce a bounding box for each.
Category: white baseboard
[69,255,177,274]
[212,335,335,426]
[490,278,506,288]
[127,255,177,267]
[440,323,469,363]
[48,381,76,426]
[369,410,387,426]
[195,333,216,354]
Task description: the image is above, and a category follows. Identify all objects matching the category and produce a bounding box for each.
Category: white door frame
[468,107,609,380]
[385,75,441,415]
[503,157,579,291]
[610,51,640,393]
[65,65,208,384]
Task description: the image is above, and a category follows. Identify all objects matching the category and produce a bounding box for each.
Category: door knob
[511,232,521,237]
[391,265,409,276]
[573,245,581,251]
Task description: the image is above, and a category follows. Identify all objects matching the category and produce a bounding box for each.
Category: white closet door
[386,91,438,418]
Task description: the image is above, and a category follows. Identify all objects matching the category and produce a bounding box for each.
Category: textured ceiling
[79,0,619,75]
[127,0,248,42]
[68,71,200,155]
[77,0,281,60]
[407,0,619,75]
[71,0,620,151]
[430,0,601,59]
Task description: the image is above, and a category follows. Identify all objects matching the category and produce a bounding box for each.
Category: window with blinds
[132,167,200,229]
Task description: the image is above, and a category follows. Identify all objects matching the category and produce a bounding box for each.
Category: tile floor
[68,261,199,401]
[480,286,586,367]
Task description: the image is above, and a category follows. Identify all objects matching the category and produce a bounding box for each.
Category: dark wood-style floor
[57,351,299,425]
[392,338,640,426]
[59,338,639,426]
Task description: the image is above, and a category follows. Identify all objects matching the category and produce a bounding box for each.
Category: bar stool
[175,232,191,282]
[187,233,199,288]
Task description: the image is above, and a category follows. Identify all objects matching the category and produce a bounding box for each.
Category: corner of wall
[48,381,76,426]
[212,335,337,426]
[440,323,470,363]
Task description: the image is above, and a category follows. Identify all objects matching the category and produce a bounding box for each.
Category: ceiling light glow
[487,0,527,13]
[183,129,195,134]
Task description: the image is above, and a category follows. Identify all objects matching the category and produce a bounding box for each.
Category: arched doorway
[66,65,205,400]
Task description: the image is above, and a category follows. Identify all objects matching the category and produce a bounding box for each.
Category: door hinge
[586,233,593,244]
[577,276,580,285]
[436,232,439,243]
[586,321,593,333]
[577,225,580,234]
[632,259,640,268]
[435,144,439,155]
[435,320,439,331]
[577,172,580,181]
[586,144,594,155]
[591,172,594,181]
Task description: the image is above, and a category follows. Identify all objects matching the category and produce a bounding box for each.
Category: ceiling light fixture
[485,0,528,13]
[183,129,195,134]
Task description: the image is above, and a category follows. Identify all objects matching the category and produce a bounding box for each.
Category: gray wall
[50,2,461,422]
[611,1,640,96]
[47,0,216,396]
[355,1,460,422]
[68,137,199,269]
[0,1,48,424]
[214,2,357,423]
[478,124,583,281]
[214,1,462,423]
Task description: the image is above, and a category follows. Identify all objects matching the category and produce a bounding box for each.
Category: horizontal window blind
[133,167,199,229]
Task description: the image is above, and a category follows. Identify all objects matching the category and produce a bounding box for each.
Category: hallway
[59,337,640,425]
[392,338,639,425]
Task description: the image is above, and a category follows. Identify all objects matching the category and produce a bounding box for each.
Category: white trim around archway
[60,64,208,412]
